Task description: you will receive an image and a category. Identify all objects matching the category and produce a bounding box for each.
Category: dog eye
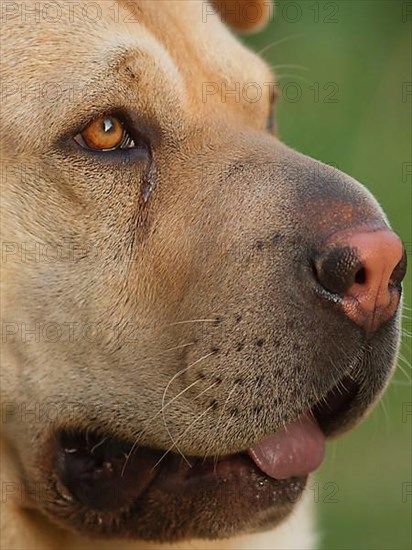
[74,116,135,151]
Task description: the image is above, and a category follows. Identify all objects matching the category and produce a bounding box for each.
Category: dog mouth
[53,374,359,516]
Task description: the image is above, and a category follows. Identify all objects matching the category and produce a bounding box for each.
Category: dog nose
[314,228,407,333]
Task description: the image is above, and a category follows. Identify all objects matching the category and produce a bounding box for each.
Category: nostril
[313,246,361,296]
[354,267,366,285]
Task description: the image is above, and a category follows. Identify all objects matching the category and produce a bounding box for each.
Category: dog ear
[211,0,273,32]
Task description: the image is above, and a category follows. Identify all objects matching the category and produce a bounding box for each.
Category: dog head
[0,0,407,543]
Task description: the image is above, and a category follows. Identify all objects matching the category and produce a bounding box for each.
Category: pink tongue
[247,413,325,479]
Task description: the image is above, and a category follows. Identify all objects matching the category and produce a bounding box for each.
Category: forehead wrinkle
[118,0,271,104]
[107,39,185,100]
[1,6,188,149]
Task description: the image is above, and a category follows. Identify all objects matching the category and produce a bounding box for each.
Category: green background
[245,2,411,549]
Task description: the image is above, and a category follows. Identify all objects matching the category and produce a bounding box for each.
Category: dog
[0,1,407,549]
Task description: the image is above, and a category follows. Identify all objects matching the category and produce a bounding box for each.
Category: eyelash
[117,131,136,149]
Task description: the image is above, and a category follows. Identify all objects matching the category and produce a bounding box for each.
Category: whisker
[215,385,238,437]
[210,411,237,472]
[390,379,411,387]
[377,396,390,434]
[395,361,412,384]
[90,437,107,455]
[145,376,206,426]
[192,381,219,401]
[152,405,215,470]
[398,352,411,369]
[121,447,138,477]
[258,33,306,56]
[159,379,203,413]
[212,385,239,470]
[121,342,196,373]
[161,352,214,466]
[121,352,213,477]
[161,342,196,353]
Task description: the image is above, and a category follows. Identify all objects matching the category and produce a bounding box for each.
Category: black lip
[54,429,306,514]
[55,430,158,511]
[53,374,359,515]
[45,364,379,542]
[311,373,360,435]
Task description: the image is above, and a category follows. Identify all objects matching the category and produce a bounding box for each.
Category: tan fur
[0,1,401,549]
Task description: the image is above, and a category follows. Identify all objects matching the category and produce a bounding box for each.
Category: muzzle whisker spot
[160,352,215,466]
[212,385,239,450]
[151,405,215,472]
[121,353,213,477]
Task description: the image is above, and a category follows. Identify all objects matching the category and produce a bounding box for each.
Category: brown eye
[74,116,135,151]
